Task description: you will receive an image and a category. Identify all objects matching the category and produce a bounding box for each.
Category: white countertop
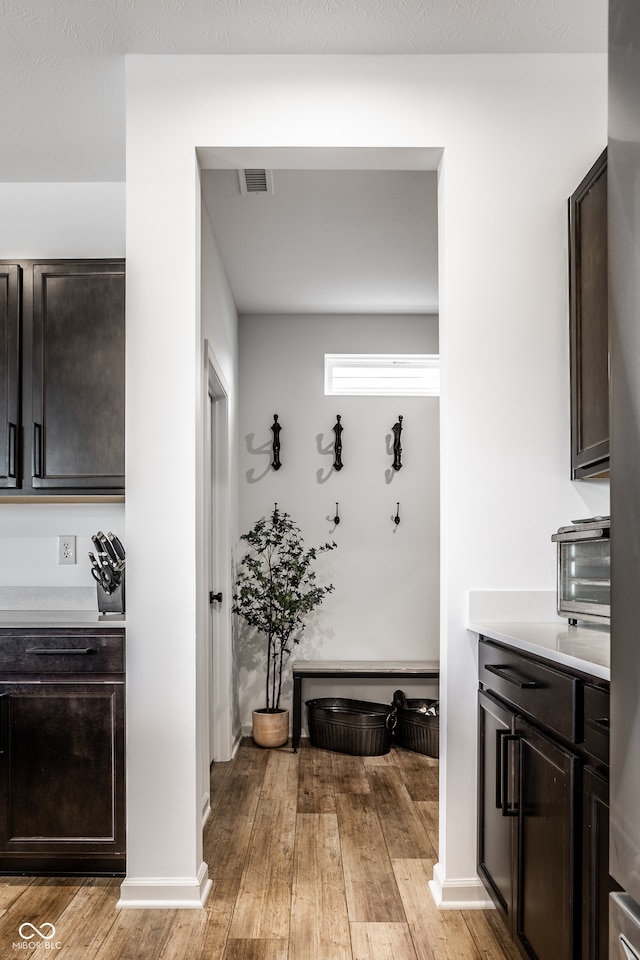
[468,620,610,681]
[0,610,125,629]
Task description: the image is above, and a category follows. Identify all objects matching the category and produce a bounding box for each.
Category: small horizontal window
[324,354,440,397]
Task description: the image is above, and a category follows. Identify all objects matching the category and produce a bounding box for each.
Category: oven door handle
[551,529,607,542]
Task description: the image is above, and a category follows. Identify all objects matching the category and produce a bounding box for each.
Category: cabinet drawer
[479,638,578,742]
[583,683,610,766]
[0,631,124,676]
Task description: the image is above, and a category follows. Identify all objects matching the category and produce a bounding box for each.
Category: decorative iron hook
[333,415,343,471]
[394,503,401,526]
[271,414,281,471]
[334,502,340,525]
[392,415,403,471]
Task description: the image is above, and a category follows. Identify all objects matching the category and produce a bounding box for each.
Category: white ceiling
[0,0,607,315]
[201,168,439,314]
[0,0,607,183]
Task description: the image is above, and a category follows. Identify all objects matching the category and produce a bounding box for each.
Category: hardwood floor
[0,739,521,960]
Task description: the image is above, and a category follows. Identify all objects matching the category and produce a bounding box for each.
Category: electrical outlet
[57,535,76,565]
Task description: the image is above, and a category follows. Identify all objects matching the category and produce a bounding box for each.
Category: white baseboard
[428,861,495,910]
[117,861,212,909]
[230,727,242,757]
[201,790,211,829]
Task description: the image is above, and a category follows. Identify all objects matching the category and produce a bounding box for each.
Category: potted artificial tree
[232,504,336,747]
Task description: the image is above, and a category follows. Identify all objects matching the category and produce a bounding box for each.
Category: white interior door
[206,352,233,762]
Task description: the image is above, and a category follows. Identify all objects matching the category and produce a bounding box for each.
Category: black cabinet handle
[485,663,539,689]
[501,733,520,817]
[7,423,16,478]
[26,647,95,656]
[495,728,508,809]
[32,422,42,478]
[0,694,7,755]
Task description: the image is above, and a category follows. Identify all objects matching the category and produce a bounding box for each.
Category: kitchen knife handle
[32,422,42,478]
[7,423,16,478]
[485,663,539,689]
[501,734,520,817]
[26,647,96,656]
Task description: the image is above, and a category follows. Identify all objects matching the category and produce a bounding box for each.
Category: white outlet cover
[57,535,76,565]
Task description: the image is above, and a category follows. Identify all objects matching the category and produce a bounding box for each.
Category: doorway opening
[198,145,441,760]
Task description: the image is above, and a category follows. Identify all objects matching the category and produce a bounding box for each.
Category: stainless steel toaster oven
[551,517,610,625]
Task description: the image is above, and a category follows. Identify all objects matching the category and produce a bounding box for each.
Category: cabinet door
[478,690,515,924]
[0,681,125,874]
[31,261,125,491]
[0,265,21,488]
[569,150,609,480]
[583,766,619,960]
[515,718,579,960]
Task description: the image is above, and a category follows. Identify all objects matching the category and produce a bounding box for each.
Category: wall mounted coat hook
[271,414,281,471]
[394,503,401,526]
[392,415,403,471]
[333,502,340,525]
[333,415,343,471]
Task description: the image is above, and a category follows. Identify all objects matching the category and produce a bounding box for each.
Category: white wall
[0,182,126,599]
[237,312,440,730]
[0,503,125,592]
[124,52,608,907]
[0,183,125,259]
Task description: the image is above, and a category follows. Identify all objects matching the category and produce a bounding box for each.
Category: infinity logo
[18,923,56,941]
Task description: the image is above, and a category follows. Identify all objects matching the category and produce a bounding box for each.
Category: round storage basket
[306,697,396,756]
[393,697,439,758]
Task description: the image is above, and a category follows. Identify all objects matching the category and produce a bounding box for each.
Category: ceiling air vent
[238,168,274,195]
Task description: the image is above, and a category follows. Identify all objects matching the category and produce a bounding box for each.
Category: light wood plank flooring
[0,739,521,960]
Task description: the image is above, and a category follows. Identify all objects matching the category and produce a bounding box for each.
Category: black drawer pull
[586,716,609,733]
[485,663,539,689]
[26,647,95,656]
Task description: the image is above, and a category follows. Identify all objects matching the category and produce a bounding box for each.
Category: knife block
[97,577,125,615]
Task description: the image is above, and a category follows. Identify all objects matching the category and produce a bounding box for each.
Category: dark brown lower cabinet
[478,637,611,960]
[0,629,125,875]
[582,767,619,960]
[478,691,578,960]
[478,691,514,920]
[516,718,578,960]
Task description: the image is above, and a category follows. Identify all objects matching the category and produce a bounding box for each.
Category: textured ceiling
[0,0,607,181]
[0,0,607,56]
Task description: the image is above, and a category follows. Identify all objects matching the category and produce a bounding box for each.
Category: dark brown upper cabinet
[0,260,125,498]
[568,150,609,480]
[0,264,21,489]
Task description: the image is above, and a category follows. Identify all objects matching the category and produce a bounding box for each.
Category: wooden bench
[291,659,440,752]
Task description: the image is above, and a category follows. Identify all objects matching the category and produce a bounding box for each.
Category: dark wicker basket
[393,697,439,758]
[306,698,396,756]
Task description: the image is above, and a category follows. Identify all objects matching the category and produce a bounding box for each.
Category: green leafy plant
[232,504,336,712]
